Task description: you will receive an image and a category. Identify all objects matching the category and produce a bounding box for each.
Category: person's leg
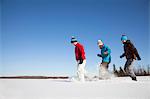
[106,63,109,69]
[99,62,110,79]
[128,60,137,81]
[77,60,86,82]
[124,60,131,75]
[124,59,137,81]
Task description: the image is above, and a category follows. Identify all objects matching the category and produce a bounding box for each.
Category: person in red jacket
[71,36,86,82]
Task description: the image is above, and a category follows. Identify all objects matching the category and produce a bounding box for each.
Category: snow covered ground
[0,76,150,99]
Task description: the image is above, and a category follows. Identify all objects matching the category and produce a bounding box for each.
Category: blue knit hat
[71,36,77,43]
[121,35,128,41]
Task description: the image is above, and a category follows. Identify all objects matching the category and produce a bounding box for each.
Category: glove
[120,55,123,58]
[78,59,83,64]
[137,57,141,61]
[97,54,102,57]
[104,52,108,55]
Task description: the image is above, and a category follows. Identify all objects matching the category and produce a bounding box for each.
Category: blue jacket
[101,45,111,63]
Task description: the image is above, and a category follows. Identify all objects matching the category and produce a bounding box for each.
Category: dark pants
[101,62,109,69]
[124,59,136,78]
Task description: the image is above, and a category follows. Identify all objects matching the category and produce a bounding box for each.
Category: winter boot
[132,77,137,81]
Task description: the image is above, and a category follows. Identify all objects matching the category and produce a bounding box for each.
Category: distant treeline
[0,76,69,79]
[113,64,150,77]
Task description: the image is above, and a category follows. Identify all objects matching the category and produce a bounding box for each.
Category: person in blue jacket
[97,40,111,79]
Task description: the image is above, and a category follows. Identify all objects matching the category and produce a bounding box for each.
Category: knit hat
[121,35,128,41]
[97,40,103,46]
[71,36,77,43]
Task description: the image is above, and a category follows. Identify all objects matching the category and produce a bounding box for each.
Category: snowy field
[0,76,150,99]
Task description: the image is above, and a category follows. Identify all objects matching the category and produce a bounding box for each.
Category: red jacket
[75,43,86,61]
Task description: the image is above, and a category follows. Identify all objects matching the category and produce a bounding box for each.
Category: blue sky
[0,0,149,76]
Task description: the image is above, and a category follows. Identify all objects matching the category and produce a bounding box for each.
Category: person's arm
[104,46,111,56]
[106,46,111,55]
[134,48,141,60]
[120,53,125,58]
[97,54,102,57]
[120,44,126,58]
[78,45,86,64]
[80,46,86,60]
[130,42,141,60]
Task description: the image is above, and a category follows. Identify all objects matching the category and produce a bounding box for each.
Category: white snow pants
[77,60,86,82]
